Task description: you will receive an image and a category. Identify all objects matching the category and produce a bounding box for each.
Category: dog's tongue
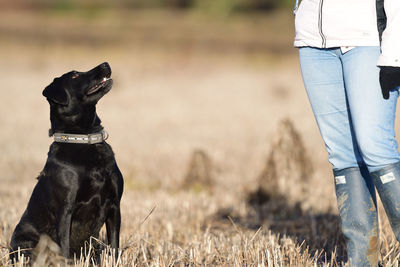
[87,77,111,95]
[87,84,101,95]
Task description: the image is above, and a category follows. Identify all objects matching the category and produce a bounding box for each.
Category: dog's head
[43,62,113,134]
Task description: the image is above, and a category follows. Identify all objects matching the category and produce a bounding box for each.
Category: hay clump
[182,149,215,192]
[252,118,313,207]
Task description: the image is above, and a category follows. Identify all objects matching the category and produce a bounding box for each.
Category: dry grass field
[0,8,400,266]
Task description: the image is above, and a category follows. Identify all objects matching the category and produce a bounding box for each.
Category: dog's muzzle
[53,130,108,144]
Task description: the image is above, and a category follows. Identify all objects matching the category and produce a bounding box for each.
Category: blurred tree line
[2,0,293,12]
[127,0,293,10]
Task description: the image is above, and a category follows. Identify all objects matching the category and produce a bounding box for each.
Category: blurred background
[3,1,388,265]
[0,0,311,188]
[1,0,293,11]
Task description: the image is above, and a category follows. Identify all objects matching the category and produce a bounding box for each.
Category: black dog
[10,62,124,262]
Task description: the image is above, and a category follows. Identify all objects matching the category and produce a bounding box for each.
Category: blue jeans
[299,46,400,172]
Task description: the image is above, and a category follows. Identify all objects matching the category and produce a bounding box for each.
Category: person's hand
[379,66,400,99]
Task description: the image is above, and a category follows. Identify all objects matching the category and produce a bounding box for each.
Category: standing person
[294,0,400,266]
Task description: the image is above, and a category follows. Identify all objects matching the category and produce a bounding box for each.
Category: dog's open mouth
[87,76,112,95]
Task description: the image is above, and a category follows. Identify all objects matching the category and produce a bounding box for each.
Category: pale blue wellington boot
[370,162,400,241]
[334,166,379,267]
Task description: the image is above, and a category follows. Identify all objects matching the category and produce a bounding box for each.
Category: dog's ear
[42,78,68,105]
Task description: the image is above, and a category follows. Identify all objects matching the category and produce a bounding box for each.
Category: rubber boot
[370,162,400,240]
[334,166,379,266]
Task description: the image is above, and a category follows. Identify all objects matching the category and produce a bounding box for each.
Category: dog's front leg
[57,206,73,258]
[56,186,77,258]
[106,205,121,255]
[54,171,78,258]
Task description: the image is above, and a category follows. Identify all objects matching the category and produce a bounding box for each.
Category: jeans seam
[314,108,349,116]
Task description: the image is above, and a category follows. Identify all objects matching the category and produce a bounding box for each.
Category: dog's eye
[71,73,79,79]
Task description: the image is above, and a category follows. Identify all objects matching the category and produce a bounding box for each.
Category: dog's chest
[46,143,119,224]
[70,166,116,234]
[74,164,116,210]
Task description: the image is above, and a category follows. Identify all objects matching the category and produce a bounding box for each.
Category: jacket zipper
[318,0,327,47]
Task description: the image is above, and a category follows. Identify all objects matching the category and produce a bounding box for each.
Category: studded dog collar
[53,130,108,144]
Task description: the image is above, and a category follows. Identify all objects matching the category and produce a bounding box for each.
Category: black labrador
[10,62,124,262]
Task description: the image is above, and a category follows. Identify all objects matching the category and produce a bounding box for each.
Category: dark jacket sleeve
[376,0,387,42]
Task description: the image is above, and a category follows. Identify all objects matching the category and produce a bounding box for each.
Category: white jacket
[294,0,400,67]
[378,0,400,66]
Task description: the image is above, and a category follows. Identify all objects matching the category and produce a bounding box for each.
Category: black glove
[379,66,400,99]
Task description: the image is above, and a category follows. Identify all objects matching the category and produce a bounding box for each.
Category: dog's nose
[98,62,111,77]
[101,62,110,69]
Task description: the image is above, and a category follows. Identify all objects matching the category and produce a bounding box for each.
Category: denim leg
[299,47,379,266]
[341,46,400,172]
[342,47,400,243]
[299,47,361,170]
